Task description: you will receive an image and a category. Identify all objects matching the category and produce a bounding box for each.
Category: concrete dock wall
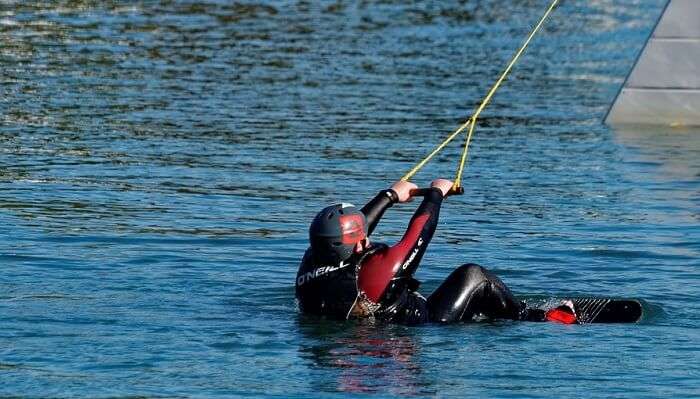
[606,0,700,126]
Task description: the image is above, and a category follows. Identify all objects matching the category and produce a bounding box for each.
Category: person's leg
[427,264,521,323]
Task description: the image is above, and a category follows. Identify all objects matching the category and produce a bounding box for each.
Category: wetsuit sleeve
[386,187,443,278]
[357,188,444,303]
[360,189,399,236]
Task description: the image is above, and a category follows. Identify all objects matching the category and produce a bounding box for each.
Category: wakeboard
[527,297,643,324]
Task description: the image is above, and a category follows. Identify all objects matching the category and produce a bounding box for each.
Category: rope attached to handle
[400,0,559,187]
[453,0,559,188]
[400,118,472,181]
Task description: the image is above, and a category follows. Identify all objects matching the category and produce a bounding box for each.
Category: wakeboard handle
[409,186,464,197]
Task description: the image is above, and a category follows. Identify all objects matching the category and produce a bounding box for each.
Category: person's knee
[452,263,490,284]
[429,264,492,323]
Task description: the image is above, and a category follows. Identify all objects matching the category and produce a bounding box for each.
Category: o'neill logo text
[401,238,423,270]
[297,261,349,286]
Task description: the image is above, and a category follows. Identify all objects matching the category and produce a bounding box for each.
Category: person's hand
[430,178,454,197]
[390,180,418,203]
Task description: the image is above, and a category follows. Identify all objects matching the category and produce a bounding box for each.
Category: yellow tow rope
[401,0,559,190]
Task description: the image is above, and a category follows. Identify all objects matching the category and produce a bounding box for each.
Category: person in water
[296,178,541,325]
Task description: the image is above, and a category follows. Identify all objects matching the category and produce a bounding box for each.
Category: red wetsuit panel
[358,214,430,302]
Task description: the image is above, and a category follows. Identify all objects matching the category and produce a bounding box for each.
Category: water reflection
[297,318,430,395]
[612,126,700,222]
[612,126,700,182]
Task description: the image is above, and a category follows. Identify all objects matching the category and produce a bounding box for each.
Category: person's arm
[360,189,397,237]
[385,187,443,278]
[360,181,417,236]
[357,179,453,303]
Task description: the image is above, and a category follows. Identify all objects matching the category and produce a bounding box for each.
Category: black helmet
[309,203,368,263]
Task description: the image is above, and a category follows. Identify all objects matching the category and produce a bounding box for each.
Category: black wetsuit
[296,188,527,325]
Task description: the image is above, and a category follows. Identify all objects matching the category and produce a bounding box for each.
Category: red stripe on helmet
[339,214,366,245]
